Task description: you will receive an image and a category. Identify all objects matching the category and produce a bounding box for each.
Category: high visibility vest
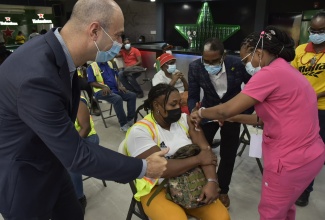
[124,113,189,201]
[74,96,97,137]
[89,61,115,93]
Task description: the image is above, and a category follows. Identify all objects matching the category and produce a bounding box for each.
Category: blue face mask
[309,33,325,45]
[245,62,261,76]
[205,65,222,75]
[94,27,122,63]
[167,64,176,74]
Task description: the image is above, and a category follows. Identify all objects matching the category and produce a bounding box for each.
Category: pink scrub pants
[258,153,325,220]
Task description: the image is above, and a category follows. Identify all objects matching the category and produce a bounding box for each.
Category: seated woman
[152,53,189,114]
[125,84,230,220]
[69,96,100,214]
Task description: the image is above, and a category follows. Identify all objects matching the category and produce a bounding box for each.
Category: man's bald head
[69,0,122,31]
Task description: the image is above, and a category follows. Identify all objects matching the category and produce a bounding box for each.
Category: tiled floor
[1,91,324,220]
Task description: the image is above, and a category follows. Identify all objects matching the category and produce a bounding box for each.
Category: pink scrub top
[242,58,325,173]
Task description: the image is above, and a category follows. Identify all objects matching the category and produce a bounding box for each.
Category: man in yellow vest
[87,61,136,132]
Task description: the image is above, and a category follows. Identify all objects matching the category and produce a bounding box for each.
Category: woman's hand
[197,182,220,205]
[195,148,218,166]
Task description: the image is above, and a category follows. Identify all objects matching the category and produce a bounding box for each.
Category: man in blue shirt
[87,61,136,132]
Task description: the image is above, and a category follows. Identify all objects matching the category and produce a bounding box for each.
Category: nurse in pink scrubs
[191,26,325,220]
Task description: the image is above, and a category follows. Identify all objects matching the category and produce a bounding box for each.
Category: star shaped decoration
[5,17,11,22]
[37,14,44,19]
[1,27,15,38]
[175,2,240,49]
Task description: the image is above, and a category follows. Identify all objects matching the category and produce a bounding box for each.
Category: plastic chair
[118,139,149,220]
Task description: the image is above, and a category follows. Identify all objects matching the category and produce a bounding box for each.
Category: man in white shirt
[152,53,189,113]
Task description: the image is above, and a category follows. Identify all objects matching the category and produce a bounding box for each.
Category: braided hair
[143,83,178,112]
[240,26,295,62]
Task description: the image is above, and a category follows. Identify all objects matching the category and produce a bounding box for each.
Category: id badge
[247,126,263,158]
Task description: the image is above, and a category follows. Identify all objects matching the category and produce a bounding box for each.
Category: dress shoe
[295,190,310,207]
[219,194,230,209]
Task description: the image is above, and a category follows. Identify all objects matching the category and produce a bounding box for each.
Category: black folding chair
[237,124,263,174]
[118,140,149,220]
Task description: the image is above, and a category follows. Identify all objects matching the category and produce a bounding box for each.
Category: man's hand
[102,87,111,96]
[197,182,220,205]
[145,148,169,178]
[119,86,127,93]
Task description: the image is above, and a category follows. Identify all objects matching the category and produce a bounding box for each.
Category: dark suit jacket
[0,29,143,217]
[188,55,252,113]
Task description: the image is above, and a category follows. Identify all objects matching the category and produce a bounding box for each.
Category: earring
[157,110,160,114]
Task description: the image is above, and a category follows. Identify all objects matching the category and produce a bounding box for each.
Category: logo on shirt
[160,141,167,148]
[298,63,325,78]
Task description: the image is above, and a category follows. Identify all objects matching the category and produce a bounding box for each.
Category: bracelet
[207,178,218,184]
[198,107,205,118]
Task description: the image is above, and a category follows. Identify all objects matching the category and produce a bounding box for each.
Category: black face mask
[161,108,182,124]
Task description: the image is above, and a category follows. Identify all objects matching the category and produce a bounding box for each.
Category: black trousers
[202,121,241,194]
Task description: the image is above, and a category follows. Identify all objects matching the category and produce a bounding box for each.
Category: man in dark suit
[188,38,252,209]
[0,0,168,219]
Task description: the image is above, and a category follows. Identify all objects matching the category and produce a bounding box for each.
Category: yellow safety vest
[74,96,97,137]
[124,113,189,201]
[89,61,115,93]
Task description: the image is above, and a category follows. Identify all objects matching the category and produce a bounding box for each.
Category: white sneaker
[120,123,130,132]
[127,120,134,127]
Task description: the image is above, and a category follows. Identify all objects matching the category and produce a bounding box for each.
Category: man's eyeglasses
[308,27,325,34]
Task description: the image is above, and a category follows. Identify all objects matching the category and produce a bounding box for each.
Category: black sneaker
[295,190,310,207]
[91,108,100,116]
[78,195,87,214]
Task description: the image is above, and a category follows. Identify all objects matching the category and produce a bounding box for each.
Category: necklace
[300,52,325,68]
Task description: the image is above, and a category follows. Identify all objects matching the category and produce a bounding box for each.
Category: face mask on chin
[244,51,262,76]
[159,107,182,124]
[94,27,122,63]
[309,33,325,45]
[245,62,261,76]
